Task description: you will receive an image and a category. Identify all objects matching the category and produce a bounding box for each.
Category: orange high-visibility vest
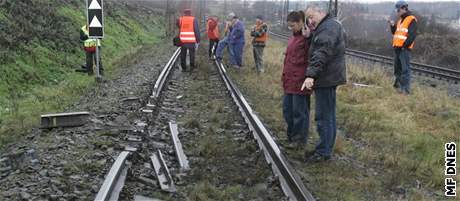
[392,15,417,49]
[179,16,197,44]
[254,23,268,42]
[206,19,220,40]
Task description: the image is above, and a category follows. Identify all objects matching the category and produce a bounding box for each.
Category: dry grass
[226,32,460,200]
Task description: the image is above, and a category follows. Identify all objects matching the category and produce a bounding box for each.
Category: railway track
[93,45,315,201]
[269,31,460,84]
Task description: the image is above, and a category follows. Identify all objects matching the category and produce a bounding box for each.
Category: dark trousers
[282,94,310,143]
[314,86,337,157]
[393,48,411,94]
[85,46,104,75]
[253,45,265,72]
[180,44,195,70]
[209,39,219,57]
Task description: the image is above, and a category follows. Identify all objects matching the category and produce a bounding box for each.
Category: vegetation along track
[269,31,460,84]
[92,44,315,200]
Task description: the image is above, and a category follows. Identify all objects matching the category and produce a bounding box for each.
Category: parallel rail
[95,45,316,200]
[269,31,460,84]
[214,60,315,201]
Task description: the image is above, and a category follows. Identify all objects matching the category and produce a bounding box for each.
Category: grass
[0,1,163,150]
[227,32,460,200]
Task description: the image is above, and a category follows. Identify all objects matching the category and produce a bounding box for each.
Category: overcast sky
[352,0,460,2]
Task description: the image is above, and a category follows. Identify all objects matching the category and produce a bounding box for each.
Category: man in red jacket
[206,16,220,59]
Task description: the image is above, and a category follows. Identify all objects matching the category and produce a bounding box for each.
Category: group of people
[210,12,247,70]
[174,0,417,163]
[282,5,346,162]
[176,9,269,73]
[282,0,416,162]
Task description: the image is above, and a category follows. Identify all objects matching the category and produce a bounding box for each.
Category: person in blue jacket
[228,14,245,69]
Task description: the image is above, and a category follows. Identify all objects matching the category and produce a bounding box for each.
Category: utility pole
[334,0,338,17]
[223,0,227,18]
[165,0,171,37]
[199,0,202,25]
[264,0,267,20]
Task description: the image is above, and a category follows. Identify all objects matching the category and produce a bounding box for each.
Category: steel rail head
[168,122,190,171]
[151,48,181,99]
[270,31,460,83]
[213,60,316,201]
[151,150,176,192]
[94,151,131,201]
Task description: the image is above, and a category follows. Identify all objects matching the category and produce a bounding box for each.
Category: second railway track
[93,44,315,200]
[269,31,460,84]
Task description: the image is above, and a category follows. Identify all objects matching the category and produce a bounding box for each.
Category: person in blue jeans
[228,14,245,69]
[388,1,417,95]
[282,11,312,147]
[216,14,235,63]
[301,4,346,162]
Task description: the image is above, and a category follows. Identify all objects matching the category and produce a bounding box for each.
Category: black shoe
[305,152,331,163]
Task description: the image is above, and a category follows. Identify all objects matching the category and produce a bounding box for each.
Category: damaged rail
[213,60,316,201]
[151,48,182,99]
[269,31,460,84]
[94,48,183,201]
[94,151,131,201]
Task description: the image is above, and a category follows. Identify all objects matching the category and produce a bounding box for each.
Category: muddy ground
[0,41,286,201]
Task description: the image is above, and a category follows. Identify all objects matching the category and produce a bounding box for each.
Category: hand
[302,26,311,38]
[301,78,314,91]
[387,18,394,26]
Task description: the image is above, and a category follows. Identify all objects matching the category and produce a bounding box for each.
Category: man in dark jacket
[302,4,346,162]
[388,0,417,95]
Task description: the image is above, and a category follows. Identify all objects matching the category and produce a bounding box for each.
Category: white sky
[350,0,460,2]
[296,0,460,2]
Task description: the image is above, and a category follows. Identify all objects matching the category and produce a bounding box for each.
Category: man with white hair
[301,3,346,162]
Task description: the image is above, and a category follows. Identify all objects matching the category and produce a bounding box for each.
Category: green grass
[0,1,163,149]
[227,32,460,200]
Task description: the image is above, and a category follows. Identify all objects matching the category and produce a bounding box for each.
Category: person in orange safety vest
[250,15,268,73]
[387,0,417,95]
[206,16,220,59]
[177,9,200,72]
